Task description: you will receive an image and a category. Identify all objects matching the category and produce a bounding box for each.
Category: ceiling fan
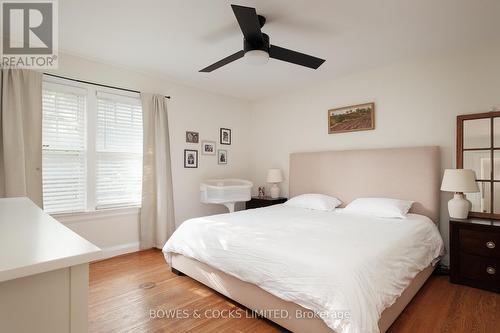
[199,4,326,72]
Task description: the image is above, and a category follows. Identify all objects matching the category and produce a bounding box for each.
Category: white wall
[51,45,500,263]
[249,45,500,265]
[51,53,252,258]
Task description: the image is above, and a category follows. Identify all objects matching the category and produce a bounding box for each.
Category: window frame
[42,76,143,215]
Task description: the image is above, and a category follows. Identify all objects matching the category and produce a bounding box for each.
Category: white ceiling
[59,0,500,100]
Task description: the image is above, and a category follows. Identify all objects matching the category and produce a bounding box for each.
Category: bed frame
[171,146,441,332]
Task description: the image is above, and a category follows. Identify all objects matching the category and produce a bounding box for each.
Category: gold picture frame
[328,102,375,134]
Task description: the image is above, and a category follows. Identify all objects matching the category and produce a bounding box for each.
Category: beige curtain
[140,93,175,249]
[0,69,43,207]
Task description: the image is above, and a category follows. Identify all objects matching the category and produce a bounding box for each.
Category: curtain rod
[43,73,171,99]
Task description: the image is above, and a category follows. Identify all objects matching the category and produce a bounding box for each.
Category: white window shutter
[42,83,87,213]
[42,81,143,214]
[95,91,143,209]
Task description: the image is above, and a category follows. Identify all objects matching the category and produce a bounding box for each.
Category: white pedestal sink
[200,179,253,212]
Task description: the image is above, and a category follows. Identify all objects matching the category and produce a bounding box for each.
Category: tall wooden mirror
[457,111,500,219]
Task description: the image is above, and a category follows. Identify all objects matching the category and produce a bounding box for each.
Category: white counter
[0,197,102,333]
[0,197,102,282]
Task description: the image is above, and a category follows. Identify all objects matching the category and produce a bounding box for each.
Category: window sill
[52,206,141,224]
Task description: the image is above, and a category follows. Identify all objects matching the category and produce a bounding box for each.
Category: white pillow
[284,194,342,211]
[343,197,414,219]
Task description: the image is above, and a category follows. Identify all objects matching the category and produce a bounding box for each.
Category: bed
[163,146,443,333]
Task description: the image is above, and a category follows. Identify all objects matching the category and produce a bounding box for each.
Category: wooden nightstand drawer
[459,253,500,287]
[459,229,500,259]
[450,218,500,293]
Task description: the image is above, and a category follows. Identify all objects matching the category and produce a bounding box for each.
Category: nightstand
[450,218,500,293]
[245,196,287,209]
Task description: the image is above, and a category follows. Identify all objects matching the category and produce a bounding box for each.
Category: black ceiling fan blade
[231,5,263,43]
[199,50,244,72]
[269,45,325,69]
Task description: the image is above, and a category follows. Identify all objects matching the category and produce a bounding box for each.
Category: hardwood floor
[89,249,500,333]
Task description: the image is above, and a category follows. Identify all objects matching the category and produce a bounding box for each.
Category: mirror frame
[457,111,500,220]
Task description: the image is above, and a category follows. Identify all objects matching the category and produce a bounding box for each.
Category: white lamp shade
[440,169,479,193]
[244,50,269,65]
[266,168,283,183]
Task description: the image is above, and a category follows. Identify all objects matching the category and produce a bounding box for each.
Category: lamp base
[448,193,471,219]
[270,183,280,199]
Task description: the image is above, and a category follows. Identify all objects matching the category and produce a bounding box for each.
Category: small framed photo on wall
[201,141,216,155]
[186,131,199,143]
[218,149,227,165]
[220,128,231,145]
[184,149,198,168]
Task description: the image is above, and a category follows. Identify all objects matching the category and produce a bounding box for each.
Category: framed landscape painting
[328,102,375,134]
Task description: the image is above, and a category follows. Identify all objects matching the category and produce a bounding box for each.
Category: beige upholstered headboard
[289,146,441,222]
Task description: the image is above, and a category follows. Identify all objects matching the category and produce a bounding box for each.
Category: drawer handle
[486,241,496,249]
[486,267,496,275]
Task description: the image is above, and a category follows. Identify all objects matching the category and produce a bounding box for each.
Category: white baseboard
[98,242,140,261]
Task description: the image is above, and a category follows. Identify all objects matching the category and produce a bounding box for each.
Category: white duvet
[163,205,444,333]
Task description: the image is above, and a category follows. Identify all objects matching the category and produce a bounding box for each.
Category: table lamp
[440,169,479,219]
[266,169,283,199]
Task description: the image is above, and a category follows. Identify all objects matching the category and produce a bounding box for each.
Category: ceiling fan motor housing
[244,33,270,54]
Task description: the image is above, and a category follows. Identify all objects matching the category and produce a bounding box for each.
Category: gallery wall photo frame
[186,131,199,143]
[218,149,228,165]
[201,141,216,155]
[327,102,375,134]
[184,149,198,168]
[220,128,231,145]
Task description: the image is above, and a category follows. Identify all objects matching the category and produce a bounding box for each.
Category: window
[42,79,143,214]
[42,83,87,213]
[96,92,143,208]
